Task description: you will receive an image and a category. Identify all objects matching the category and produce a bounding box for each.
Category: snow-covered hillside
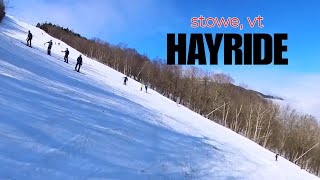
[0,16,318,180]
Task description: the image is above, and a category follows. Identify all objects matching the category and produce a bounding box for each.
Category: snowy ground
[0,16,318,180]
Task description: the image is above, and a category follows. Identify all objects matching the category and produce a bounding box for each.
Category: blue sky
[7,0,320,119]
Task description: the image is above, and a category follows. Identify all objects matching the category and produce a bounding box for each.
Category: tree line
[37,22,320,176]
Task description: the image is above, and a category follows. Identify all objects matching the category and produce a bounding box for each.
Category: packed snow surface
[0,16,318,180]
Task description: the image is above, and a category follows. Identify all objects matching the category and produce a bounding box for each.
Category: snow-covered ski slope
[0,16,318,180]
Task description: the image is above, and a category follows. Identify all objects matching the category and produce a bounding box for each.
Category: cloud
[276,74,320,119]
[228,69,320,120]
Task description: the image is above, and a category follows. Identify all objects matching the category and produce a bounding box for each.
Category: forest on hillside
[37,22,320,176]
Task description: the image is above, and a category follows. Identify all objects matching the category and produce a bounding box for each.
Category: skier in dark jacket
[61,48,69,63]
[44,40,53,55]
[145,84,148,93]
[123,76,128,85]
[275,153,279,161]
[26,30,33,47]
[75,55,82,72]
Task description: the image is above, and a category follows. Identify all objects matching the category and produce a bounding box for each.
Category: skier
[145,84,148,93]
[75,55,82,72]
[44,40,53,55]
[275,153,279,161]
[123,76,128,85]
[140,83,143,91]
[61,48,69,63]
[26,30,32,47]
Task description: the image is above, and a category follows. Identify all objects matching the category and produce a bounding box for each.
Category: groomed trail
[0,16,318,180]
